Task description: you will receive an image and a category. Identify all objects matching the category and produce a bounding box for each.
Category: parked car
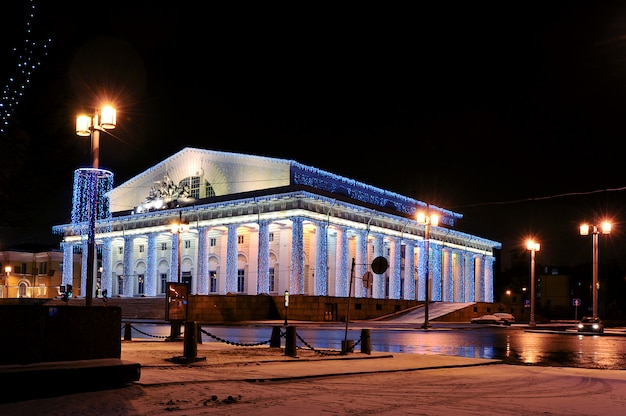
[577,316,604,333]
[470,314,509,325]
[493,313,516,324]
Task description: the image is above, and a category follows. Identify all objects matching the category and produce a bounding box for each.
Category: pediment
[108,148,292,213]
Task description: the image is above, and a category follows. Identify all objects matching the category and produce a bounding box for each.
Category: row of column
[61,217,494,302]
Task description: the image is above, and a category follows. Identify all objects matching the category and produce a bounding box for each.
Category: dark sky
[3,1,626,269]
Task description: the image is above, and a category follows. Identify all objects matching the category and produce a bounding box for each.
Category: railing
[121,322,370,356]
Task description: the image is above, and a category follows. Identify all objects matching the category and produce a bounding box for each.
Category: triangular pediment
[109,148,293,213]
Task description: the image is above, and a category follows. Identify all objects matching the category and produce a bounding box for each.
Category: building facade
[52,148,501,302]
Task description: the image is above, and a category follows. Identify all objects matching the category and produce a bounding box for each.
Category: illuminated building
[52,147,501,301]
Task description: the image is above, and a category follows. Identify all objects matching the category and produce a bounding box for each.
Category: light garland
[1,0,51,133]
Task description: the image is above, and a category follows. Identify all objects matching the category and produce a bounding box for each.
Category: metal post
[343,258,356,351]
[421,222,430,329]
[592,230,598,318]
[529,248,536,327]
[85,127,100,307]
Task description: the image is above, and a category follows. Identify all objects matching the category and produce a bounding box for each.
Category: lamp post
[169,211,189,340]
[76,105,116,306]
[579,221,611,318]
[170,211,190,283]
[416,209,439,329]
[4,266,10,298]
[526,240,540,327]
[284,290,289,326]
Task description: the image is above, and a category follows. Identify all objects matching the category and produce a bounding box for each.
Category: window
[237,269,245,292]
[269,267,275,292]
[269,232,274,242]
[39,262,47,275]
[160,273,167,294]
[209,238,217,247]
[184,240,191,249]
[210,271,217,293]
[139,245,145,253]
[21,263,26,274]
[161,242,167,251]
[118,247,123,254]
[238,235,244,244]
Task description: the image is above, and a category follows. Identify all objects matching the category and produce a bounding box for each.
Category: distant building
[0,244,80,298]
[51,148,501,301]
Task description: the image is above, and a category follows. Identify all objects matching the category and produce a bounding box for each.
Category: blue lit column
[389,237,401,299]
[196,227,210,295]
[290,217,304,294]
[334,226,349,297]
[145,234,157,296]
[123,235,134,297]
[225,224,238,293]
[372,234,384,299]
[314,221,328,296]
[403,241,415,300]
[256,220,270,294]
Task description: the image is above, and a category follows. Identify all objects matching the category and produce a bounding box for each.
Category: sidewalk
[124,338,502,385]
[2,338,626,415]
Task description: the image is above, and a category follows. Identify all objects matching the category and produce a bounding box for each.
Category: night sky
[3,1,626,269]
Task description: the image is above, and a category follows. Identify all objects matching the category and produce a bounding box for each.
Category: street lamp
[416,209,439,329]
[4,266,10,298]
[169,211,189,341]
[526,239,540,327]
[76,105,116,306]
[579,221,611,318]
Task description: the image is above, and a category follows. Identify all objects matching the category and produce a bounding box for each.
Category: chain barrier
[199,327,272,347]
[124,323,363,354]
[125,323,181,339]
[295,331,345,356]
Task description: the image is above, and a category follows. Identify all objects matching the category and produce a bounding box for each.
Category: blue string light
[0,0,51,133]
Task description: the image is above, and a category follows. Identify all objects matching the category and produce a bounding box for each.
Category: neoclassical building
[52,147,501,302]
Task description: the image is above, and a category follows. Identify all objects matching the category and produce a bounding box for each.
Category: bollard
[270,326,281,348]
[124,322,132,341]
[197,324,203,344]
[183,321,197,359]
[360,328,371,354]
[284,325,297,357]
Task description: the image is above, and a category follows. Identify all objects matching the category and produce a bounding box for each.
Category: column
[442,248,453,302]
[290,217,304,293]
[484,255,494,302]
[170,233,179,283]
[474,256,485,302]
[225,224,238,293]
[453,250,465,302]
[123,235,134,297]
[80,238,88,297]
[430,241,442,302]
[403,241,415,300]
[101,237,113,297]
[463,252,476,302]
[257,220,270,294]
[314,221,328,296]
[416,239,426,301]
[388,236,401,299]
[145,233,157,296]
[196,227,210,295]
[62,241,74,287]
[355,229,368,298]
[334,226,349,297]
[372,234,384,299]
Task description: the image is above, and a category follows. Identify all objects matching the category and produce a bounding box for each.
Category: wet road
[124,322,626,370]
